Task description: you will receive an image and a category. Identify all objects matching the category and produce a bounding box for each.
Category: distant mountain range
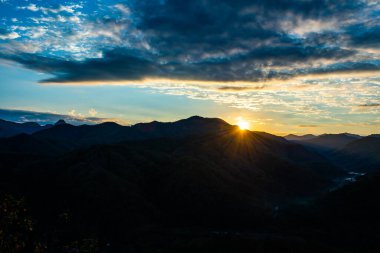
[284,134,316,141]
[332,136,380,172]
[0,118,53,138]
[284,132,380,171]
[284,133,362,150]
[0,117,373,148]
[0,116,232,154]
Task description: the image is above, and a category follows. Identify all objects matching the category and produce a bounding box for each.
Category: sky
[0,0,379,135]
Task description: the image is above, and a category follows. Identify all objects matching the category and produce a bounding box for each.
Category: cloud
[0,108,108,125]
[18,4,81,14]
[136,74,380,126]
[89,108,98,117]
[348,25,380,49]
[0,32,19,40]
[217,85,266,92]
[0,0,377,135]
[0,45,359,84]
[18,4,39,12]
[0,29,20,40]
[114,4,130,15]
[280,18,339,37]
[68,109,76,117]
[299,125,318,128]
[28,27,47,39]
[358,103,380,107]
[0,0,379,87]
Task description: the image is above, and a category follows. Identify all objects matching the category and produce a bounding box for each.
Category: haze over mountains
[285,133,362,151]
[284,132,380,172]
[0,116,380,252]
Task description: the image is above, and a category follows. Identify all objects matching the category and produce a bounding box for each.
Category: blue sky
[0,0,379,135]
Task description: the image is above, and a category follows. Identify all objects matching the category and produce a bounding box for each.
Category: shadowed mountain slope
[331,136,380,172]
[1,128,335,232]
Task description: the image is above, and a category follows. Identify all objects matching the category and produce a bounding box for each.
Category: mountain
[0,117,342,223]
[0,127,336,232]
[310,172,380,250]
[278,171,380,252]
[290,133,362,153]
[14,116,233,153]
[332,136,380,172]
[133,115,229,137]
[0,117,343,178]
[285,133,380,172]
[0,118,52,137]
[0,116,378,252]
[0,133,68,155]
[284,134,316,141]
[54,119,67,125]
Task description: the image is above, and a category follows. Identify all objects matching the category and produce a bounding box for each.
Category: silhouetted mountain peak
[185,115,205,121]
[97,122,121,127]
[342,133,362,138]
[54,119,67,126]
[177,115,229,126]
[132,116,231,137]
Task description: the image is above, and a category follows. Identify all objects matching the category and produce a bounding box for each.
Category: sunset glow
[0,1,379,252]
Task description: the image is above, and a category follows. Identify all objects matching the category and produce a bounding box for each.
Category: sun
[237,120,249,130]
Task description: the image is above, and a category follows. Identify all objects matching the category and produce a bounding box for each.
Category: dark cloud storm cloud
[0,0,378,83]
